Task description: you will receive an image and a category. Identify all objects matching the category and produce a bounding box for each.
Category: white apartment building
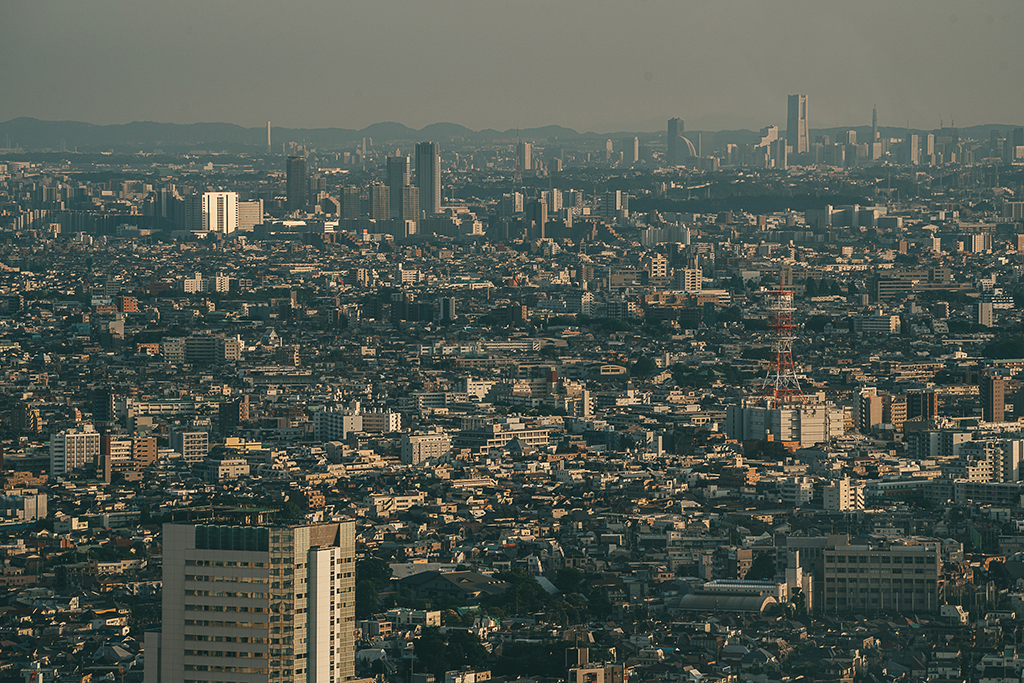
[201,191,239,234]
[50,424,101,478]
[171,430,209,463]
[823,478,865,511]
[400,431,452,465]
[146,521,357,683]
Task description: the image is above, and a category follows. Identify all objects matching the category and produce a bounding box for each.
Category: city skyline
[2,1,1022,133]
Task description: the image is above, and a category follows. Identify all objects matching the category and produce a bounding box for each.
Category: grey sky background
[1,0,1021,133]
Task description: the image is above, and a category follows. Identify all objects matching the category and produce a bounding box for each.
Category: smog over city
[2,2,1024,683]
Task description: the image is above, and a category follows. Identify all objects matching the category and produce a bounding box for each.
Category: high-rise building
[906,388,938,420]
[667,118,683,165]
[286,156,308,211]
[977,300,994,328]
[386,156,410,220]
[340,187,360,219]
[50,424,101,478]
[201,192,239,234]
[440,297,457,323]
[415,142,441,217]
[622,136,639,164]
[786,95,809,154]
[981,374,1006,422]
[368,184,389,221]
[517,141,532,173]
[147,521,357,683]
[238,199,264,232]
[400,186,419,223]
[855,387,883,433]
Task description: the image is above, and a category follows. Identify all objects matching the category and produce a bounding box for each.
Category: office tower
[201,192,239,234]
[517,141,532,173]
[267,121,272,153]
[238,199,264,232]
[50,424,101,478]
[386,155,410,219]
[368,184,389,220]
[340,187,360,219]
[787,95,809,154]
[981,374,1006,422]
[400,186,419,223]
[822,536,940,613]
[526,198,547,239]
[844,129,857,145]
[622,137,639,164]
[415,142,441,216]
[286,156,308,211]
[667,117,683,165]
[149,521,357,683]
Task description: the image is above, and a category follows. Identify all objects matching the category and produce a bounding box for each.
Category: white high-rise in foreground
[145,521,357,683]
[201,192,239,234]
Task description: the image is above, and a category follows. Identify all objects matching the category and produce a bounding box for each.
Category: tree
[631,356,657,377]
[983,335,1024,359]
[553,567,584,594]
[413,627,488,678]
[355,580,378,619]
[356,557,393,590]
[744,553,775,581]
[804,278,818,298]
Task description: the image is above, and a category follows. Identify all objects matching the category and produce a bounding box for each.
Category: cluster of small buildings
[2,124,1024,682]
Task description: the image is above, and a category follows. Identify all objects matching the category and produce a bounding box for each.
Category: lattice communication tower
[760,274,805,404]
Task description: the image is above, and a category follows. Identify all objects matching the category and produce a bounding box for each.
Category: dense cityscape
[2,96,1024,683]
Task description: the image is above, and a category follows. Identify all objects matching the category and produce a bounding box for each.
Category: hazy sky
[2,0,1022,133]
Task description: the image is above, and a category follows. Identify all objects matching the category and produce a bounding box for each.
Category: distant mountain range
[0,117,1020,153]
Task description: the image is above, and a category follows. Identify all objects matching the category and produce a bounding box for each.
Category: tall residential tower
[146,521,357,683]
[286,156,308,211]
[415,142,441,217]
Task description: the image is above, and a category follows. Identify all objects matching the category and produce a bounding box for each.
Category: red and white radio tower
[760,273,805,404]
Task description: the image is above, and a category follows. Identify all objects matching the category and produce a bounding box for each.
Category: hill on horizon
[0,116,1020,153]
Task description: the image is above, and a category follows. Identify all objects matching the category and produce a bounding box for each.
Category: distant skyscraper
[400,186,419,223]
[517,141,532,173]
[286,156,308,211]
[201,191,239,233]
[340,186,360,219]
[415,141,441,216]
[872,106,879,141]
[787,95,809,154]
[667,117,683,165]
[386,155,410,219]
[368,184,389,220]
[622,137,639,164]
